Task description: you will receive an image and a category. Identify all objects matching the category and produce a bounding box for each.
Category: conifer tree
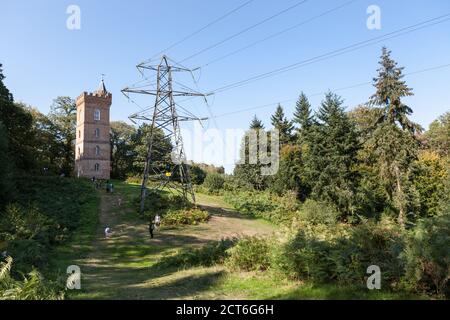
[270,104,294,146]
[293,92,313,140]
[304,92,359,216]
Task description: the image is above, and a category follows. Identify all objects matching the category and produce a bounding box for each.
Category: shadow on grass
[266,283,423,300]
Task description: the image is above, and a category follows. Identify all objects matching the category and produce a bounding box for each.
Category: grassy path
[71,183,278,300]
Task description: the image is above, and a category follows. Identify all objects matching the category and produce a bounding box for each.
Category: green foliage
[161,208,209,226]
[271,104,294,146]
[293,92,313,140]
[48,97,77,175]
[224,190,299,225]
[303,92,360,217]
[402,214,450,297]
[0,257,63,300]
[203,173,225,194]
[138,190,209,226]
[0,122,15,208]
[225,236,272,272]
[412,151,448,217]
[425,111,450,157]
[297,199,339,226]
[0,177,99,272]
[189,165,207,185]
[110,121,136,179]
[154,238,236,269]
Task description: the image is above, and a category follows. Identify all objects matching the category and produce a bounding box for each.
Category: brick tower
[75,79,112,179]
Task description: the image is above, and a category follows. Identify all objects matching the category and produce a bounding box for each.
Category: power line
[147,0,255,62]
[207,13,450,95]
[202,0,360,68]
[209,62,450,119]
[179,0,309,64]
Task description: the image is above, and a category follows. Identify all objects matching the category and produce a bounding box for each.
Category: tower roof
[95,77,108,96]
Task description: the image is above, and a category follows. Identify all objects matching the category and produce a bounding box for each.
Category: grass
[59,181,426,300]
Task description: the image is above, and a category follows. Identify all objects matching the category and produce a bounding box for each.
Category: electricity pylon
[122,55,208,214]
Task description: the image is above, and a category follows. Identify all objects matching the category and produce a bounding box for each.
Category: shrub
[203,173,225,194]
[331,218,405,287]
[401,214,450,297]
[224,190,300,225]
[154,238,237,269]
[297,199,339,226]
[161,208,210,226]
[0,257,64,300]
[225,236,272,272]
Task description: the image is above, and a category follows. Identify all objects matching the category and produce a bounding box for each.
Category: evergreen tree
[293,92,313,140]
[304,92,360,217]
[370,47,421,133]
[270,104,294,146]
[368,48,421,227]
[250,115,265,130]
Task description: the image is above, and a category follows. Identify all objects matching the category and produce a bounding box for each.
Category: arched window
[94,163,100,172]
[95,146,100,156]
[95,128,100,138]
[94,109,101,121]
[78,130,81,139]
[78,147,81,158]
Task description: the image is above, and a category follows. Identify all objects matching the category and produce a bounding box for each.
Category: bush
[225,236,272,272]
[203,173,225,194]
[402,214,450,297]
[224,190,300,225]
[272,218,405,288]
[161,208,210,226]
[0,257,64,300]
[154,238,237,269]
[297,199,339,226]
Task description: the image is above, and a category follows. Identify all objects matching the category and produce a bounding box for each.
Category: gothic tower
[75,79,112,179]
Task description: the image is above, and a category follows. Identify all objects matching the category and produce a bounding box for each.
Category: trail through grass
[68,182,421,300]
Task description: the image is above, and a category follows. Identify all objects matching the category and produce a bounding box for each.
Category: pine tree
[370,47,421,133]
[270,104,294,146]
[293,92,313,140]
[250,115,265,130]
[368,48,421,227]
[304,92,360,216]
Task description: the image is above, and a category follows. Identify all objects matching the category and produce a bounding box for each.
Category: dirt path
[73,185,276,300]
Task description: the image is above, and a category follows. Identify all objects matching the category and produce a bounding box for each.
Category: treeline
[232,47,449,226]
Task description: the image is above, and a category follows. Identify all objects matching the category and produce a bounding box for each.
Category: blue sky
[1,0,450,171]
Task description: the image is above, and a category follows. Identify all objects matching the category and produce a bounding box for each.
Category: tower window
[94,109,101,121]
[95,128,100,138]
[78,130,81,139]
[94,163,100,172]
[95,146,100,156]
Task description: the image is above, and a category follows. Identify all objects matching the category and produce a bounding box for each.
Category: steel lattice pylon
[122,56,208,214]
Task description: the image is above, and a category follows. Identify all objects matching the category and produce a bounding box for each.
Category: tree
[270,104,293,146]
[234,116,268,190]
[110,121,136,179]
[304,92,360,217]
[0,122,15,208]
[370,47,422,134]
[293,92,313,140]
[368,48,421,227]
[425,112,450,157]
[0,65,35,172]
[250,115,265,130]
[131,124,172,177]
[48,97,77,175]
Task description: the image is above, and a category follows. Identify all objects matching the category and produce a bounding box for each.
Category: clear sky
[2,0,450,172]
